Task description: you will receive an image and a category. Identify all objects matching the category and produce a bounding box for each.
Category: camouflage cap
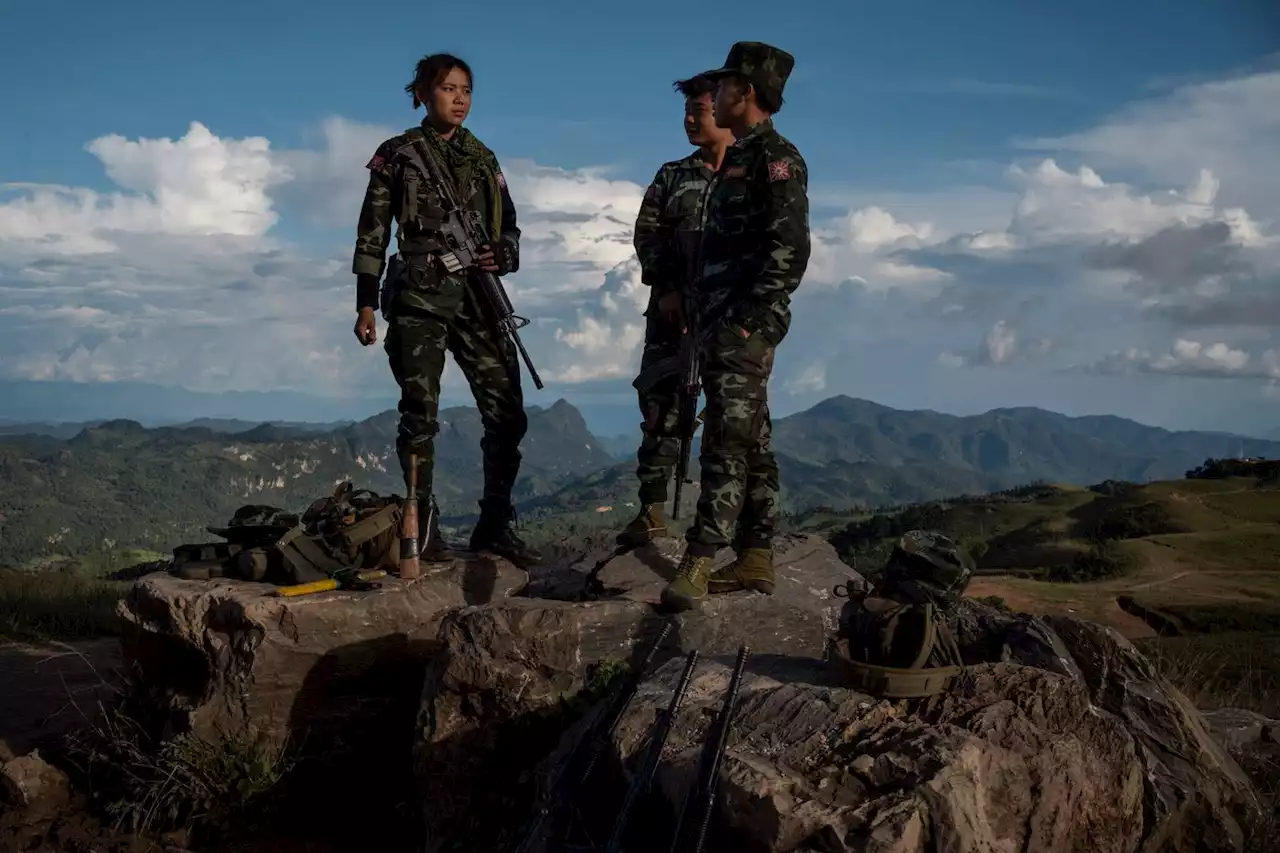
[876,529,975,609]
[703,41,795,107]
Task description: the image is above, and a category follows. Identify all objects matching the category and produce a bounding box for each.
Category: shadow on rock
[279,634,439,853]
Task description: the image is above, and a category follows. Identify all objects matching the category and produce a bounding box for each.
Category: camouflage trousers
[684,319,780,557]
[634,302,683,505]
[384,259,527,512]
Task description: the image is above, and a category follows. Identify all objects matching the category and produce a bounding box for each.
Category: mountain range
[2,394,1277,566]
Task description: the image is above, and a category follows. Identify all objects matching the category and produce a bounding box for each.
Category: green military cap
[703,41,795,106]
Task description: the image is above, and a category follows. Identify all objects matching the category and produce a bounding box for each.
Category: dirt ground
[0,637,124,755]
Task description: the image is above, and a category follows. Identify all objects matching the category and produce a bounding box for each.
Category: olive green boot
[707,547,776,595]
[660,553,713,612]
[616,503,668,548]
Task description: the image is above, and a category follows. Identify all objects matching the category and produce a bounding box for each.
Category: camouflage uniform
[663,42,810,610]
[353,119,540,566]
[623,153,715,542]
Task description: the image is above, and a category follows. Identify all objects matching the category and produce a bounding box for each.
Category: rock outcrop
[118,552,528,744]
[414,533,864,850]
[571,609,1261,853]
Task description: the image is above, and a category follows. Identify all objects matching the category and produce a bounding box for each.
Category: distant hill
[0,399,611,565]
[5,393,1280,565]
[517,396,1280,534]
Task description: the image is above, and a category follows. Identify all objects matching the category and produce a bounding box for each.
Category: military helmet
[876,529,974,609]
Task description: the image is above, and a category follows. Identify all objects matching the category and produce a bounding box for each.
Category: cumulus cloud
[1,65,1278,436]
[1090,339,1280,380]
[939,320,1053,368]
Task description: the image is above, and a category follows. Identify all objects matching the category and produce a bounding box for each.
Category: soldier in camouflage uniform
[351,53,541,568]
[618,73,736,548]
[661,42,811,612]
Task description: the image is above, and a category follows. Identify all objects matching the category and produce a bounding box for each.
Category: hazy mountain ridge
[3,394,1277,566]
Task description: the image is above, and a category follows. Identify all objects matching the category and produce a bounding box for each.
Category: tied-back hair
[405,53,474,109]
[672,74,716,99]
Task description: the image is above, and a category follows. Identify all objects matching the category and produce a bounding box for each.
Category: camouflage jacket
[633,151,716,305]
[352,122,520,282]
[697,119,809,343]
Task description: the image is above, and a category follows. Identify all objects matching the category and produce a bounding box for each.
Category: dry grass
[64,705,296,842]
[1141,634,1280,852]
[0,568,128,640]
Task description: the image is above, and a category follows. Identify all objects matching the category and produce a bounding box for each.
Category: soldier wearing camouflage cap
[350,53,541,569]
[661,41,812,612]
[617,73,737,548]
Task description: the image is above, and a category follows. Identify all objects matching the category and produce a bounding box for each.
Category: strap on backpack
[827,604,966,699]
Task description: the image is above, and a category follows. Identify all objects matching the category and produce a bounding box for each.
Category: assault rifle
[668,646,749,853]
[404,141,544,390]
[631,293,701,519]
[602,650,700,853]
[513,620,674,853]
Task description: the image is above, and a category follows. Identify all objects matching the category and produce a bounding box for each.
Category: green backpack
[827,530,975,699]
[171,483,403,585]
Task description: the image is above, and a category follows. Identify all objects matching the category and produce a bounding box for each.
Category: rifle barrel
[603,649,699,853]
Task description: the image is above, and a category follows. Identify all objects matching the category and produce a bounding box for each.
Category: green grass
[0,568,129,640]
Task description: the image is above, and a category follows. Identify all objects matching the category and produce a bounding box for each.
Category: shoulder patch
[497,171,507,189]
[366,153,387,172]
[767,160,792,182]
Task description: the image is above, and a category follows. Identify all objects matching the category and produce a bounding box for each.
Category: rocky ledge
[117,550,529,743]
[110,533,1269,853]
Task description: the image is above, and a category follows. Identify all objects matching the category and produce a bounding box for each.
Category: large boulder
[118,553,528,745]
[414,533,864,851]
[574,608,1261,853]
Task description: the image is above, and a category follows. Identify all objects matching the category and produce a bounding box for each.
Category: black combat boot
[469,499,543,568]
[420,496,456,562]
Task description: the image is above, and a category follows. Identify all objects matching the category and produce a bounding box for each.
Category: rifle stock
[406,142,544,390]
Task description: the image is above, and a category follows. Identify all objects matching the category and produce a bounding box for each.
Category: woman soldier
[350,53,540,568]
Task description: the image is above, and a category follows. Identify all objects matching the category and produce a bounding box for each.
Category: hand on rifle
[658,291,686,333]
[477,242,515,275]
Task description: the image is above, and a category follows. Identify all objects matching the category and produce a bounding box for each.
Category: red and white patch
[767,160,791,182]
[497,171,507,189]
[366,154,387,172]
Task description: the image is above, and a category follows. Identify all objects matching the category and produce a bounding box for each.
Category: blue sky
[0,0,1278,437]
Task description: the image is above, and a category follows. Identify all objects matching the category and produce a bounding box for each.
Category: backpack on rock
[827,530,975,699]
[170,482,404,586]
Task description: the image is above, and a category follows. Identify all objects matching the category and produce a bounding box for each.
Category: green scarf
[420,122,504,243]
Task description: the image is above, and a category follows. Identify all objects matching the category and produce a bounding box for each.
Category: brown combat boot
[660,553,713,612]
[616,503,668,548]
[707,547,775,595]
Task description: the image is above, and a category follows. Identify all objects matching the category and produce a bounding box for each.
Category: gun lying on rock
[405,142,544,390]
[602,650,700,853]
[513,620,674,853]
[668,645,749,853]
[631,294,701,519]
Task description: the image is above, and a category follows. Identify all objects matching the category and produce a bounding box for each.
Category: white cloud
[1091,339,1280,380]
[1021,70,1280,221]
[0,64,1278,436]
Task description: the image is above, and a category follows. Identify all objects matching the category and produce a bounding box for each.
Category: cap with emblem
[703,41,795,108]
